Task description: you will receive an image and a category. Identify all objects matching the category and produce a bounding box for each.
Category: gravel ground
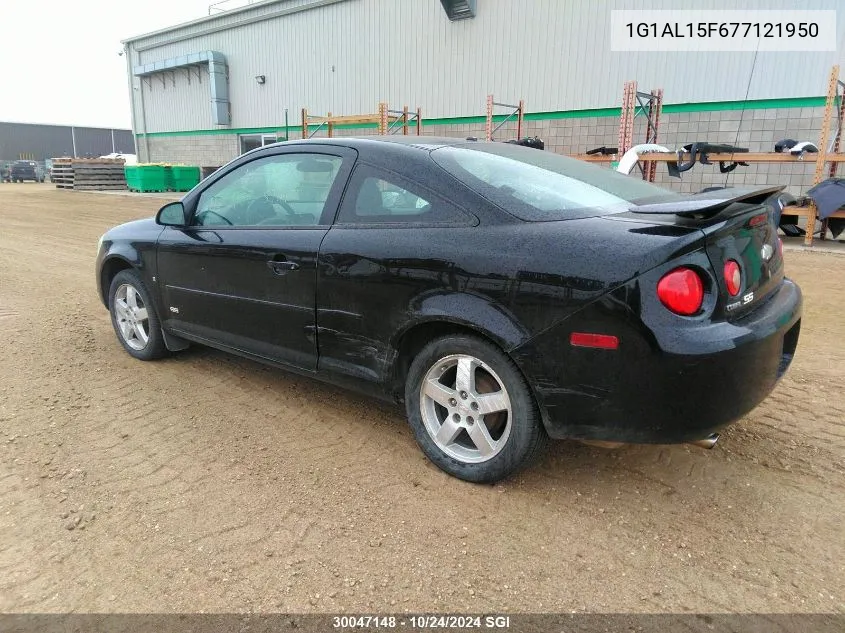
[0,184,843,614]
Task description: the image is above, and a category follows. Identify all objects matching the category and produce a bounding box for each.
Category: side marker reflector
[570,332,619,350]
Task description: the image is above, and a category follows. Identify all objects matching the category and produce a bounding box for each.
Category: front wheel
[108,270,168,360]
[405,335,546,483]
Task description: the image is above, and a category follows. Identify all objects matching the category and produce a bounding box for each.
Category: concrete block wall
[331,107,824,197]
[628,107,823,196]
[140,105,826,197]
[143,134,239,168]
[529,107,822,196]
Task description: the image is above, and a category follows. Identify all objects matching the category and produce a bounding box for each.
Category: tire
[405,334,547,483]
[108,269,168,360]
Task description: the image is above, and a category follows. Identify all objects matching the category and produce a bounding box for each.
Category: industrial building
[0,121,134,162]
[123,0,845,192]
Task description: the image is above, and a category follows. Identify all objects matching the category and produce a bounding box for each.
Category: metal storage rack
[617,81,664,182]
[782,65,845,245]
[301,103,422,138]
[484,95,524,141]
[574,68,845,245]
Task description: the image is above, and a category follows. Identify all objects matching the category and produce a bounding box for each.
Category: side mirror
[156,201,187,226]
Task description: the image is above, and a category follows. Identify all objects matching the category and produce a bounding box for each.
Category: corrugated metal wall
[0,123,135,161]
[112,129,137,154]
[126,0,845,134]
[0,123,74,160]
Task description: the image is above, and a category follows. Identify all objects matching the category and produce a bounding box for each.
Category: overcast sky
[0,0,253,129]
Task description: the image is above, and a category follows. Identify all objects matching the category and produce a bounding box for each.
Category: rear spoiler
[629,185,785,218]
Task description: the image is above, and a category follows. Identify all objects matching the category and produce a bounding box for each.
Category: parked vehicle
[9,160,44,182]
[95,137,802,482]
[0,163,10,182]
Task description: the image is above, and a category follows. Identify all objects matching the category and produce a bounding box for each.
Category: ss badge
[726,291,754,313]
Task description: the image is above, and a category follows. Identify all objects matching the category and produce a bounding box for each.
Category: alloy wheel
[114,283,150,351]
[419,354,512,463]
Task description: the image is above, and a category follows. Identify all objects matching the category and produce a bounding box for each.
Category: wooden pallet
[73,178,126,187]
[52,158,75,189]
[72,169,125,175]
[74,185,128,191]
[70,163,124,168]
[68,158,124,164]
[52,157,127,190]
[73,175,126,182]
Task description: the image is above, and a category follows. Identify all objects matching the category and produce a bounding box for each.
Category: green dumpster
[169,165,201,192]
[124,165,169,192]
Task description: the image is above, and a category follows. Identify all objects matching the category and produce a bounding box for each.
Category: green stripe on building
[136,96,826,138]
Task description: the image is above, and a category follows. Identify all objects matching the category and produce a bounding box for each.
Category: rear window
[431,143,683,221]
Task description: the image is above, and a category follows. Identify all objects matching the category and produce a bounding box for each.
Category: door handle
[267,259,300,275]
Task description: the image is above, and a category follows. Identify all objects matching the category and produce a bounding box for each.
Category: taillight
[724,260,741,296]
[657,267,704,316]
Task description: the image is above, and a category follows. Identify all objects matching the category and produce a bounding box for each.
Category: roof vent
[440,0,476,21]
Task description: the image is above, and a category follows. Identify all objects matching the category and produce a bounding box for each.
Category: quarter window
[336,166,469,225]
[193,153,343,227]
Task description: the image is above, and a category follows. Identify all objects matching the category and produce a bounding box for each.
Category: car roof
[264,135,487,153]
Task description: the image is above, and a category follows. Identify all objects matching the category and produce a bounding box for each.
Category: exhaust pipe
[688,433,719,449]
[579,434,721,450]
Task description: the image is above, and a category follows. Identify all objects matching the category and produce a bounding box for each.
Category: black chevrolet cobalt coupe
[96,137,801,482]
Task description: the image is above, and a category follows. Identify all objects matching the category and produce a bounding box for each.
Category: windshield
[431,143,683,221]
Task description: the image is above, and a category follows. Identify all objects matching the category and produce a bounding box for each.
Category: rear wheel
[405,335,546,483]
[108,270,168,360]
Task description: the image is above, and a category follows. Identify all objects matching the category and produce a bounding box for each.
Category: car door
[156,146,356,370]
[316,163,477,384]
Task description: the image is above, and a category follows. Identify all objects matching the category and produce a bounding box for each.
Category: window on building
[239,134,278,154]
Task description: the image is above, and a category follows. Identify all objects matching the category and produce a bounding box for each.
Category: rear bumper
[514,278,802,443]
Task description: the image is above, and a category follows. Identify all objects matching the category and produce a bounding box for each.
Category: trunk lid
[629,186,785,320]
[699,205,783,320]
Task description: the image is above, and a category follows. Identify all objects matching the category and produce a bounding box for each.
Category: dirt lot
[0,183,843,614]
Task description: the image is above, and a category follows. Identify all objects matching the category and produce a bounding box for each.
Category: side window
[193,153,343,227]
[336,166,470,225]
